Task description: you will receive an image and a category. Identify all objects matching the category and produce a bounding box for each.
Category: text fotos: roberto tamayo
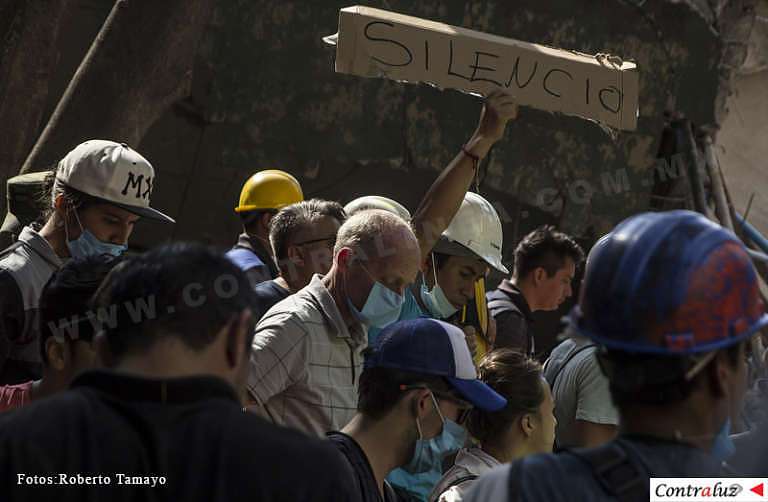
[17,473,166,488]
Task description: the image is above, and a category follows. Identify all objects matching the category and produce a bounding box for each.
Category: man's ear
[225,309,254,369]
[336,247,354,270]
[261,212,274,232]
[413,389,435,419]
[708,350,734,399]
[53,194,66,212]
[286,245,305,266]
[52,195,70,228]
[46,337,70,371]
[93,333,114,367]
[521,413,535,438]
[533,267,547,285]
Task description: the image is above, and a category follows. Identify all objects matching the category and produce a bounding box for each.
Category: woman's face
[530,378,557,453]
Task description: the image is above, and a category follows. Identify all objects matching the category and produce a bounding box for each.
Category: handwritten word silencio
[363,21,624,115]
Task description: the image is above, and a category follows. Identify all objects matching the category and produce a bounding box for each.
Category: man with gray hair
[247,209,421,436]
[252,199,346,322]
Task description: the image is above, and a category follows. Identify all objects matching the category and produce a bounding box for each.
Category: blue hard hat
[570,210,768,355]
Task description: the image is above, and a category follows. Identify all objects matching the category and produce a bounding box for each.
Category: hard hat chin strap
[430,252,440,290]
[684,351,719,381]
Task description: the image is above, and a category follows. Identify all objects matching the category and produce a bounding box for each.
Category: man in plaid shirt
[247,210,421,435]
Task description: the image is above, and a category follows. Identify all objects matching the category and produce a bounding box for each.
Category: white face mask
[419,253,459,319]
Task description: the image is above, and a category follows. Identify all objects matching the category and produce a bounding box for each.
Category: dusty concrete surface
[719,70,768,236]
[124,0,741,266]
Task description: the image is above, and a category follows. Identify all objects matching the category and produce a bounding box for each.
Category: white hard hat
[344,195,411,221]
[433,192,508,274]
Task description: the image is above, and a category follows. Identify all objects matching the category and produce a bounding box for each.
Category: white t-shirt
[543,337,619,448]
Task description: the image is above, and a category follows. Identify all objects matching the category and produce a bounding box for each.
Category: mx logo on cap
[55,140,174,223]
[120,170,153,201]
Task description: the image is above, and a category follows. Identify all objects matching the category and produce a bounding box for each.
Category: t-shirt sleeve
[0,271,24,375]
[574,353,619,425]
[492,310,529,352]
[247,311,309,407]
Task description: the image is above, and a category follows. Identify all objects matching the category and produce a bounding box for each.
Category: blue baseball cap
[365,318,507,412]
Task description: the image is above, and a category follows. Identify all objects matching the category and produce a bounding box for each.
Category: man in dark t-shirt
[329,318,507,502]
[1,370,357,502]
[487,226,583,358]
[0,244,357,502]
[328,431,399,502]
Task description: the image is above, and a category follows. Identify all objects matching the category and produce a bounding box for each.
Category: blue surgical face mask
[347,263,404,328]
[65,209,127,259]
[402,392,467,475]
[420,284,458,320]
[419,253,459,319]
[710,418,735,464]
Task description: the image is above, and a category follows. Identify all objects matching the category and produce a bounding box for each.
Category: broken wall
[129,0,745,269]
[719,1,768,239]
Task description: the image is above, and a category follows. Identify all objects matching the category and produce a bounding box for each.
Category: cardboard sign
[328,6,639,130]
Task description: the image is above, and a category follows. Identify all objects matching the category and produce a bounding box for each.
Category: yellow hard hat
[234,170,303,213]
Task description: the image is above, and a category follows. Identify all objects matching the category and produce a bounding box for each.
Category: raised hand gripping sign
[326,6,639,131]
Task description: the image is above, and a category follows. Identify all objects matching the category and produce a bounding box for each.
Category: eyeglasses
[293,236,336,248]
[399,384,473,410]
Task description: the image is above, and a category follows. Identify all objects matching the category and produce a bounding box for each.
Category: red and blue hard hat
[571,210,768,355]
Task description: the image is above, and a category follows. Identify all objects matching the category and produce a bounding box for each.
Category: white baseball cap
[55,140,174,223]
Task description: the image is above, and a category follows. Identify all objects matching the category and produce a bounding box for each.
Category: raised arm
[411,90,518,263]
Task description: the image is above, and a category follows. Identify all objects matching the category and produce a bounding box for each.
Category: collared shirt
[226,233,278,287]
[0,369,358,502]
[464,436,725,502]
[327,431,399,502]
[247,274,367,436]
[486,280,535,357]
[0,225,63,383]
[430,447,500,502]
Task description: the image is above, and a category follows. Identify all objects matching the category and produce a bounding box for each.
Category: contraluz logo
[650,479,767,501]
